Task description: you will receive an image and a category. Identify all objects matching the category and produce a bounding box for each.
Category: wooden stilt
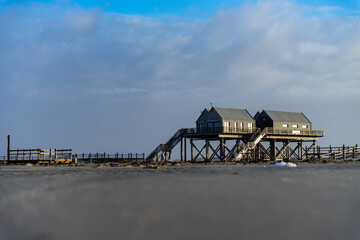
[180,137,183,163]
[184,137,187,162]
[190,138,194,162]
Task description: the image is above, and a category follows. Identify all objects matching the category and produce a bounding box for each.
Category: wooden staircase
[234,128,267,161]
[146,129,185,162]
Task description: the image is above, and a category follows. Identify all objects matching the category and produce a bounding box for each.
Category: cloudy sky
[0,0,360,155]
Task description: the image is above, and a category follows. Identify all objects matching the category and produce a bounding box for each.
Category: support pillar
[184,137,187,162]
[298,141,303,161]
[284,141,290,161]
[206,139,210,162]
[190,138,194,162]
[220,139,225,161]
[270,139,276,162]
[180,137,183,163]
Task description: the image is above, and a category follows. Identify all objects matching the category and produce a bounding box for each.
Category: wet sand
[0,162,360,240]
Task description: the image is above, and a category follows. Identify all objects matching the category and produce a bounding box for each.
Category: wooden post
[89,153,92,163]
[190,138,194,162]
[206,139,209,162]
[184,137,187,162]
[343,144,346,160]
[270,140,276,162]
[7,135,10,164]
[136,153,138,163]
[220,139,225,161]
[313,141,316,160]
[354,144,358,159]
[329,145,332,159]
[180,137,183,163]
[317,145,321,160]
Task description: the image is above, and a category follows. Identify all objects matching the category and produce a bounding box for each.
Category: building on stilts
[146,107,324,162]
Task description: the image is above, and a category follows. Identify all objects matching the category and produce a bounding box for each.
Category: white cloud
[297,42,339,57]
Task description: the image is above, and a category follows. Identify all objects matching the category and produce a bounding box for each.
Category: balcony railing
[188,126,324,137]
[264,128,324,137]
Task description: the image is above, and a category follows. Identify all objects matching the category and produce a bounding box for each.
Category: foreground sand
[0,162,360,240]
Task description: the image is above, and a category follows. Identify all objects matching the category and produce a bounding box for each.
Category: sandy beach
[1,162,360,240]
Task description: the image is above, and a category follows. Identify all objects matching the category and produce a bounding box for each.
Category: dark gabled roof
[196,108,210,123]
[253,111,261,120]
[213,107,254,121]
[263,110,311,123]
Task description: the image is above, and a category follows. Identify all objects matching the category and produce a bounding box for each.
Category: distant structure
[147,106,324,162]
[255,110,311,131]
[196,107,255,133]
[6,135,73,164]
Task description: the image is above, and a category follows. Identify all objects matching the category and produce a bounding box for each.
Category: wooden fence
[305,144,359,161]
[7,148,72,164]
[74,153,145,163]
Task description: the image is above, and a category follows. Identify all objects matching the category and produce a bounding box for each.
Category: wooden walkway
[74,153,145,163]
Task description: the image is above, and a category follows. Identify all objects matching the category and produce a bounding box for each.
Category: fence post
[355,144,358,159]
[343,144,346,160]
[89,153,92,164]
[143,153,145,162]
[317,146,321,160]
[353,146,356,159]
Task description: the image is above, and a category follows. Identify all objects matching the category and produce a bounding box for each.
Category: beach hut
[197,107,255,133]
[196,108,210,133]
[255,110,312,133]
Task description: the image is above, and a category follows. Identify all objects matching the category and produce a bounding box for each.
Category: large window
[223,121,230,132]
[282,124,288,128]
[248,123,253,129]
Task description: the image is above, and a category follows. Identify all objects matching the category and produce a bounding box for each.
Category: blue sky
[0,0,360,156]
[1,0,360,16]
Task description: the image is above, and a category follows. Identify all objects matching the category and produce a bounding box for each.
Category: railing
[307,145,359,160]
[8,148,72,162]
[75,152,145,163]
[264,128,324,137]
[195,127,258,134]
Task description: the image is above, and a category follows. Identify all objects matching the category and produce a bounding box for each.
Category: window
[199,123,204,131]
[234,122,239,131]
[292,124,298,128]
[207,122,214,128]
[248,123,253,129]
[302,125,308,129]
[282,124,288,128]
[214,122,220,127]
[240,122,244,128]
[223,121,230,132]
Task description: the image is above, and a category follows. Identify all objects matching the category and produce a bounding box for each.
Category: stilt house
[196,107,255,133]
[255,110,312,134]
[196,108,210,133]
